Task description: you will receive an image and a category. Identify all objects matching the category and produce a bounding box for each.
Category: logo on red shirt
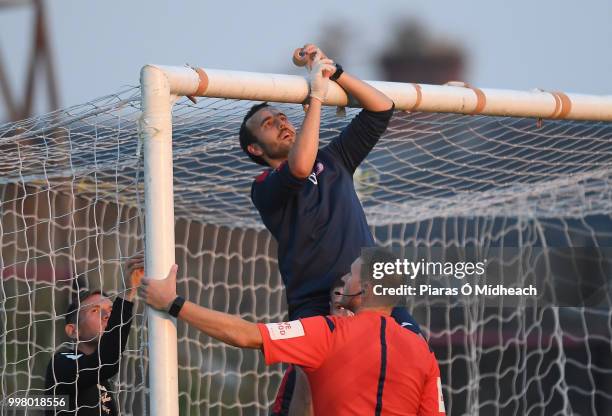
[265,320,305,340]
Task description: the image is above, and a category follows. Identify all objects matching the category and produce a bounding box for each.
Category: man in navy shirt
[239,44,418,415]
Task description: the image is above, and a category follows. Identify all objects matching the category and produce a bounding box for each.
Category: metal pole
[193,67,612,122]
[140,65,179,416]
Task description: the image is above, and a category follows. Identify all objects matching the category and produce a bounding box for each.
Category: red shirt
[257,310,445,416]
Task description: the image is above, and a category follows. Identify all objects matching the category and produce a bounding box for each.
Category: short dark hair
[239,102,270,166]
[65,290,107,325]
[360,247,404,307]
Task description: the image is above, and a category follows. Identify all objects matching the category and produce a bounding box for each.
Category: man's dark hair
[239,102,270,166]
[65,290,106,325]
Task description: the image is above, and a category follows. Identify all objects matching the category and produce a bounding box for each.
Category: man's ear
[247,143,263,157]
[65,323,77,340]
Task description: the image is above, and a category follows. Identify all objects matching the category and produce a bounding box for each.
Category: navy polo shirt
[251,105,394,319]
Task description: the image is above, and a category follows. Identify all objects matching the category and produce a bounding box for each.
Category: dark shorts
[287,295,330,320]
[270,365,296,416]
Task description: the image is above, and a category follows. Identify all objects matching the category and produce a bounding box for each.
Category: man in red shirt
[140,248,446,415]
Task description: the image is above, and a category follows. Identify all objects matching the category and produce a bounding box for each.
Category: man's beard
[260,140,292,160]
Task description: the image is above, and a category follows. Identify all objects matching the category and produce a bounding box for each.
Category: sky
[1,0,611,120]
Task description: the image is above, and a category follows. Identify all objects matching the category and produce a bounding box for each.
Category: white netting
[0,87,611,415]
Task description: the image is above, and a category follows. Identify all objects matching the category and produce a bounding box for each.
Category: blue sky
[1,0,611,120]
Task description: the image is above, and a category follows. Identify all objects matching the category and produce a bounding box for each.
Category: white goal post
[140,64,612,416]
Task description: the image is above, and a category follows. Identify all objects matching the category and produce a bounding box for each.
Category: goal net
[1,84,611,415]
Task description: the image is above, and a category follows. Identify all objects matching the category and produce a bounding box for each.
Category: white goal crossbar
[143,64,612,121]
[139,64,612,416]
